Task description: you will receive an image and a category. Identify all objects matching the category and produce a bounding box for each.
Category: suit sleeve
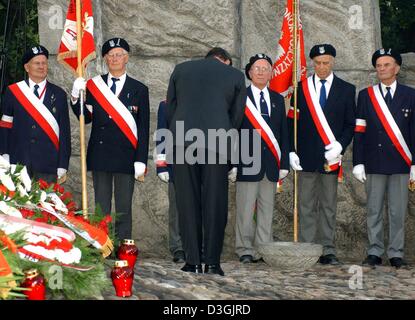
[58,91,71,169]
[410,90,415,165]
[0,87,14,154]
[136,86,150,165]
[278,95,290,171]
[230,73,247,129]
[166,68,177,127]
[156,101,168,174]
[353,90,366,166]
[70,89,93,124]
[338,85,357,152]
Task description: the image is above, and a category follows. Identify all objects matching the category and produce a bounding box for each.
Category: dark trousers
[93,171,135,240]
[28,167,56,184]
[168,182,183,255]
[173,148,229,265]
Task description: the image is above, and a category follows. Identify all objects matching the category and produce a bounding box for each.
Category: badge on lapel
[50,94,57,113]
[402,108,410,118]
[128,106,139,114]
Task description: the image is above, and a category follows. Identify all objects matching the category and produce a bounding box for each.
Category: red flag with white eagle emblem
[57,0,96,75]
[269,0,307,97]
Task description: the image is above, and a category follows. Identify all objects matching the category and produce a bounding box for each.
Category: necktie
[34,84,40,98]
[319,79,327,109]
[384,86,392,108]
[110,77,120,94]
[260,91,269,120]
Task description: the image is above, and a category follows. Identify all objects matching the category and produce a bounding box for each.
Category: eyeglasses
[106,52,127,60]
[252,66,271,73]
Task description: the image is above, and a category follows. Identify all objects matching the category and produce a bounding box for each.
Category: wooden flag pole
[292,0,299,242]
[76,0,89,218]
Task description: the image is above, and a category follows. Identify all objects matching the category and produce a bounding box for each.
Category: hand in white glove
[410,165,415,182]
[1,154,10,163]
[71,77,86,99]
[134,162,146,180]
[289,152,303,171]
[325,141,343,162]
[228,167,237,183]
[57,168,67,184]
[352,164,366,183]
[158,172,169,183]
[279,169,289,180]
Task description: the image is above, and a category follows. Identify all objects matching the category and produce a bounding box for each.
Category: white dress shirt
[314,72,334,99]
[107,72,127,97]
[380,80,397,98]
[29,78,47,103]
[251,84,271,116]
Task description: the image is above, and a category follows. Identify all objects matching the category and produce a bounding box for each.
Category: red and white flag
[269,0,307,97]
[57,0,96,75]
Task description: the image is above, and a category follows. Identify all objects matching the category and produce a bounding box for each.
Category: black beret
[309,44,336,59]
[102,38,130,57]
[245,53,273,80]
[371,48,402,67]
[22,45,49,65]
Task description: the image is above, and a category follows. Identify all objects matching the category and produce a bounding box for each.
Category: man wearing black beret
[232,53,289,264]
[288,44,356,265]
[353,48,415,268]
[70,38,150,240]
[0,45,71,184]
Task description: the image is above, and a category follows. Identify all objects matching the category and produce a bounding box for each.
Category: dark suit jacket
[288,74,356,173]
[0,81,71,174]
[237,86,289,182]
[353,83,415,174]
[71,74,149,174]
[166,57,247,160]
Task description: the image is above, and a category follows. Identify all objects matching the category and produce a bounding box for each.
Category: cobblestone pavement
[103,258,415,300]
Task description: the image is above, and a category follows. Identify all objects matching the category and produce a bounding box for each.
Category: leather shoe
[173,250,186,263]
[181,263,203,274]
[389,257,407,269]
[318,254,340,265]
[204,264,225,276]
[362,255,382,267]
[239,255,253,264]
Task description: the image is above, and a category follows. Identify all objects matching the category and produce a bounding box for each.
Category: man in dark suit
[353,48,415,268]
[166,47,246,276]
[155,99,185,264]
[288,44,356,265]
[233,53,289,263]
[70,38,150,240]
[0,45,71,184]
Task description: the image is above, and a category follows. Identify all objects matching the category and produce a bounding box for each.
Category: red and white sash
[87,76,138,149]
[368,85,412,167]
[244,96,281,168]
[302,76,341,171]
[9,81,60,150]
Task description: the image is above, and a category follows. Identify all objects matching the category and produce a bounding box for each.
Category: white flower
[0,171,15,191]
[0,201,22,218]
[0,155,10,170]
[19,167,32,192]
[48,193,68,214]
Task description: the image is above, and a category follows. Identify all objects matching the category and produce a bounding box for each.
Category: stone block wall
[37,0,415,261]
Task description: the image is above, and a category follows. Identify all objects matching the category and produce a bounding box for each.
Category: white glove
[71,77,86,99]
[228,167,237,183]
[57,168,67,184]
[279,169,289,180]
[134,162,146,180]
[289,152,303,171]
[325,141,343,162]
[57,168,67,178]
[1,154,10,163]
[158,172,169,183]
[410,165,415,182]
[352,164,366,183]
